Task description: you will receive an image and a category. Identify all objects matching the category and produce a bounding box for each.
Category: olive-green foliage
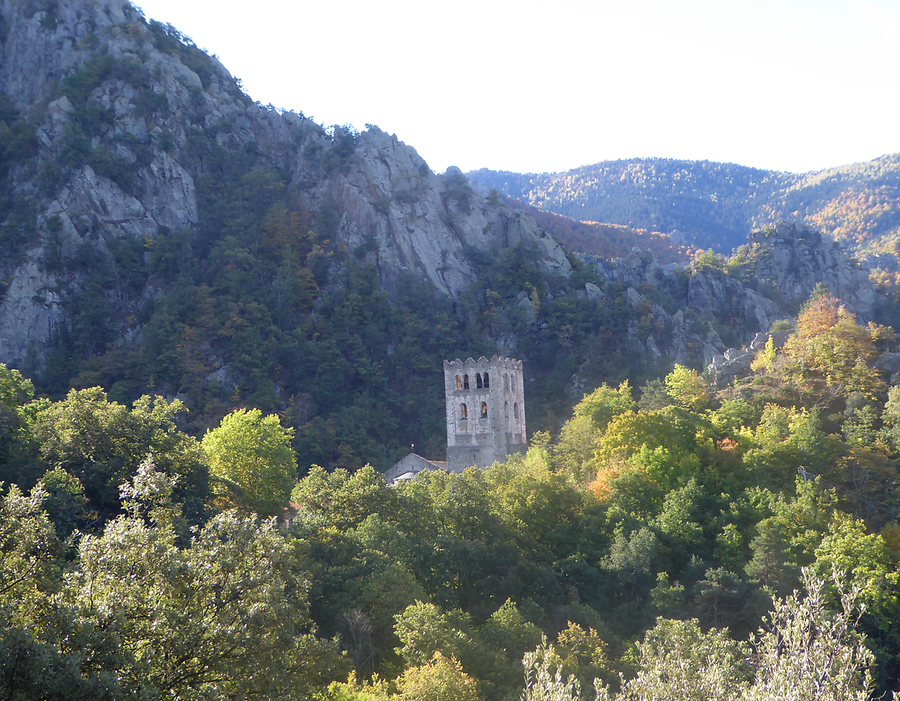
[33,388,207,523]
[572,382,636,433]
[0,468,340,701]
[741,405,839,490]
[618,617,750,701]
[0,364,43,488]
[292,465,395,531]
[664,364,710,412]
[396,653,481,701]
[394,598,541,701]
[34,466,89,537]
[743,571,875,701]
[4,353,900,698]
[781,293,885,400]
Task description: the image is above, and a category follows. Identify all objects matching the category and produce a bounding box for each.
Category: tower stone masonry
[444,356,527,472]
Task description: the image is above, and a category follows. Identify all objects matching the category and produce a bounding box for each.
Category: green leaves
[63,506,335,699]
[33,388,207,522]
[203,408,296,517]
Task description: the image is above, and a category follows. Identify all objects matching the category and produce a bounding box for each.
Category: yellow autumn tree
[782,293,887,399]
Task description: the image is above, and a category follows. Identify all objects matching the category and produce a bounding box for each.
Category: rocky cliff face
[587,219,875,370]
[0,0,571,364]
[743,221,876,318]
[303,133,571,297]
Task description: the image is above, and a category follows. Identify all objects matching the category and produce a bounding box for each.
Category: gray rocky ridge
[0,0,572,364]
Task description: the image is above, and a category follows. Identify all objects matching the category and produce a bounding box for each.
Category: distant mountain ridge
[468,154,900,262]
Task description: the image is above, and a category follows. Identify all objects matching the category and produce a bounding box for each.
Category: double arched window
[455,375,462,391]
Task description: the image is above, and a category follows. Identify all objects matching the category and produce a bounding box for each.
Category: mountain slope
[0,0,889,474]
[469,154,900,260]
[0,0,571,363]
[0,0,584,470]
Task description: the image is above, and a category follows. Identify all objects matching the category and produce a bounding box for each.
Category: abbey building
[384,356,527,482]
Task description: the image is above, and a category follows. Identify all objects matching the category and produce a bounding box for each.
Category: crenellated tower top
[443,355,526,472]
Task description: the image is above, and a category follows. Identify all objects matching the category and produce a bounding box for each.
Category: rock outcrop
[0,0,571,363]
[585,219,873,371]
[305,134,571,296]
[744,221,876,319]
[588,247,788,368]
[706,330,792,387]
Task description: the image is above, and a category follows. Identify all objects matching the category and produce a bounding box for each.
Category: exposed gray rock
[876,352,900,376]
[746,220,876,318]
[0,1,572,363]
[306,128,571,296]
[584,282,604,302]
[707,349,754,388]
[580,218,871,373]
[0,258,64,361]
[707,330,792,387]
[626,287,644,308]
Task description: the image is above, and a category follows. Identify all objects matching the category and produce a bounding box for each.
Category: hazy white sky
[133,0,900,176]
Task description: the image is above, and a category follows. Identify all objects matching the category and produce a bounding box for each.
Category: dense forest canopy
[3,289,900,699]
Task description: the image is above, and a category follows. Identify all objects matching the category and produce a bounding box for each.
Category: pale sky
[133,0,900,176]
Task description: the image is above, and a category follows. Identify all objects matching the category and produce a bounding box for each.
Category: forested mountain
[0,0,577,470]
[1,0,857,474]
[5,291,900,699]
[469,154,900,263]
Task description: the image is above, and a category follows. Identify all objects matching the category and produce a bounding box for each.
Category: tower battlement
[444,355,526,471]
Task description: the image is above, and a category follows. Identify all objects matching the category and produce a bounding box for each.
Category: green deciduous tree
[60,466,338,700]
[394,601,474,668]
[34,388,207,522]
[397,652,482,701]
[664,364,710,412]
[782,293,885,399]
[601,527,658,602]
[572,381,636,432]
[0,363,43,489]
[813,514,899,613]
[487,447,584,544]
[618,617,750,701]
[202,407,296,516]
[291,464,395,531]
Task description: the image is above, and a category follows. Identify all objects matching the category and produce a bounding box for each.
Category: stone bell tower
[444,356,526,472]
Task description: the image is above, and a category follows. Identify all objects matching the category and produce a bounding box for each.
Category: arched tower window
[504,401,509,417]
[481,402,488,418]
[483,372,490,388]
[463,374,469,390]
[513,402,519,419]
[460,403,468,419]
[476,373,483,389]
[504,374,509,390]
[456,375,462,391]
